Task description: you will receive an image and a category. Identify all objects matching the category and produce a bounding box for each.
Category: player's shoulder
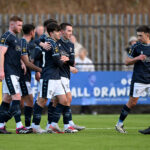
[35,45,42,51]
[39,33,47,40]
[1,31,13,41]
[20,38,27,43]
[68,40,74,46]
[131,41,141,50]
[46,37,57,47]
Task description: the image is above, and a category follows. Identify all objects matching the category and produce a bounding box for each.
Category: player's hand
[61,56,69,62]
[70,67,78,74]
[35,72,41,81]
[41,42,51,50]
[21,61,27,75]
[0,71,5,81]
[137,54,147,61]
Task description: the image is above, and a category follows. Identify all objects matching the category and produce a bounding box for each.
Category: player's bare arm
[21,55,42,72]
[70,66,78,74]
[125,54,147,66]
[0,46,7,80]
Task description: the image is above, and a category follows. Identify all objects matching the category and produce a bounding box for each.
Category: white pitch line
[86,127,146,130]
[8,127,146,131]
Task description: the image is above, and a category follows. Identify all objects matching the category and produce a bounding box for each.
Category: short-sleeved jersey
[128,42,150,83]
[41,37,63,80]
[34,33,48,45]
[20,38,32,82]
[0,31,22,76]
[57,38,75,79]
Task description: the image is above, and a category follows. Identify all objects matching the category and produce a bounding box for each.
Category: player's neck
[9,28,16,35]
[50,36,56,42]
[23,35,31,42]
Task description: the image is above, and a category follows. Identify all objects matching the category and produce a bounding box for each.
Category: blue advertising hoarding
[31,71,150,105]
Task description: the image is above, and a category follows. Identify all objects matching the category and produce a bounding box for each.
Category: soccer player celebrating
[0,16,32,134]
[32,23,69,133]
[20,24,42,130]
[115,25,150,134]
[47,23,85,132]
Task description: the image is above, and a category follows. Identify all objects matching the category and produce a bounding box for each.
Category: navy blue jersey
[41,37,63,80]
[0,31,21,76]
[20,38,32,82]
[57,38,75,79]
[34,33,48,45]
[33,46,43,68]
[28,39,37,60]
[33,33,48,67]
[128,42,150,83]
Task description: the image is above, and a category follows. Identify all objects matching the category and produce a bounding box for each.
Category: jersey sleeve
[0,32,11,47]
[21,39,28,56]
[34,34,47,45]
[68,44,75,66]
[128,45,138,58]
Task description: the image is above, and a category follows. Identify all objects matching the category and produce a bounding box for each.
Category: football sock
[48,102,55,124]
[10,100,21,123]
[0,102,10,124]
[52,103,64,123]
[63,106,70,125]
[118,105,130,123]
[32,103,43,125]
[24,106,33,127]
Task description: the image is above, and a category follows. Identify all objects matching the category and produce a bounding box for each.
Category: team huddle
[1,15,150,135]
[0,16,85,134]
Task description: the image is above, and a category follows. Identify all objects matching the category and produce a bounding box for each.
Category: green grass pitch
[0,114,150,150]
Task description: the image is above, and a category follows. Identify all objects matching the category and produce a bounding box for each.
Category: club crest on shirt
[15,45,21,51]
[1,38,5,44]
[22,48,27,53]
[55,46,59,53]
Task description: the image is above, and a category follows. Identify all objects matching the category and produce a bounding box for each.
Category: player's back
[20,38,32,82]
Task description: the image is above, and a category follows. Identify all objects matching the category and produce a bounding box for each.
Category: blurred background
[1,0,150,114]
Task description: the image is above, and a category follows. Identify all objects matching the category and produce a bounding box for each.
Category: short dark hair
[47,23,60,33]
[10,16,22,22]
[22,24,35,35]
[43,19,57,27]
[60,23,72,30]
[136,25,150,33]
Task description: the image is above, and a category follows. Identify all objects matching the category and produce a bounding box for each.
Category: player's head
[136,25,150,43]
[35,25,44,37]
[9,16,23,34]
[22,24,35,39]
[60,23,73,40]
[47,23,61,41]
[43,18,58,30]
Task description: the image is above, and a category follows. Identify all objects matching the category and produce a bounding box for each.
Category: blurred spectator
[123,36,137,71]
[70,35,83,57]
[75,47,95,72]
[75,47,95,115]
[35,25,44,40]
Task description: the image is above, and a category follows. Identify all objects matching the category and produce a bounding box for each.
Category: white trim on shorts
[60,77,70,93]
[39,79,65,99]
[133,82,150,97]
[2,75,21,95]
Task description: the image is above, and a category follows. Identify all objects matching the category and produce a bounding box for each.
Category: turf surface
[0,114,150,150]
